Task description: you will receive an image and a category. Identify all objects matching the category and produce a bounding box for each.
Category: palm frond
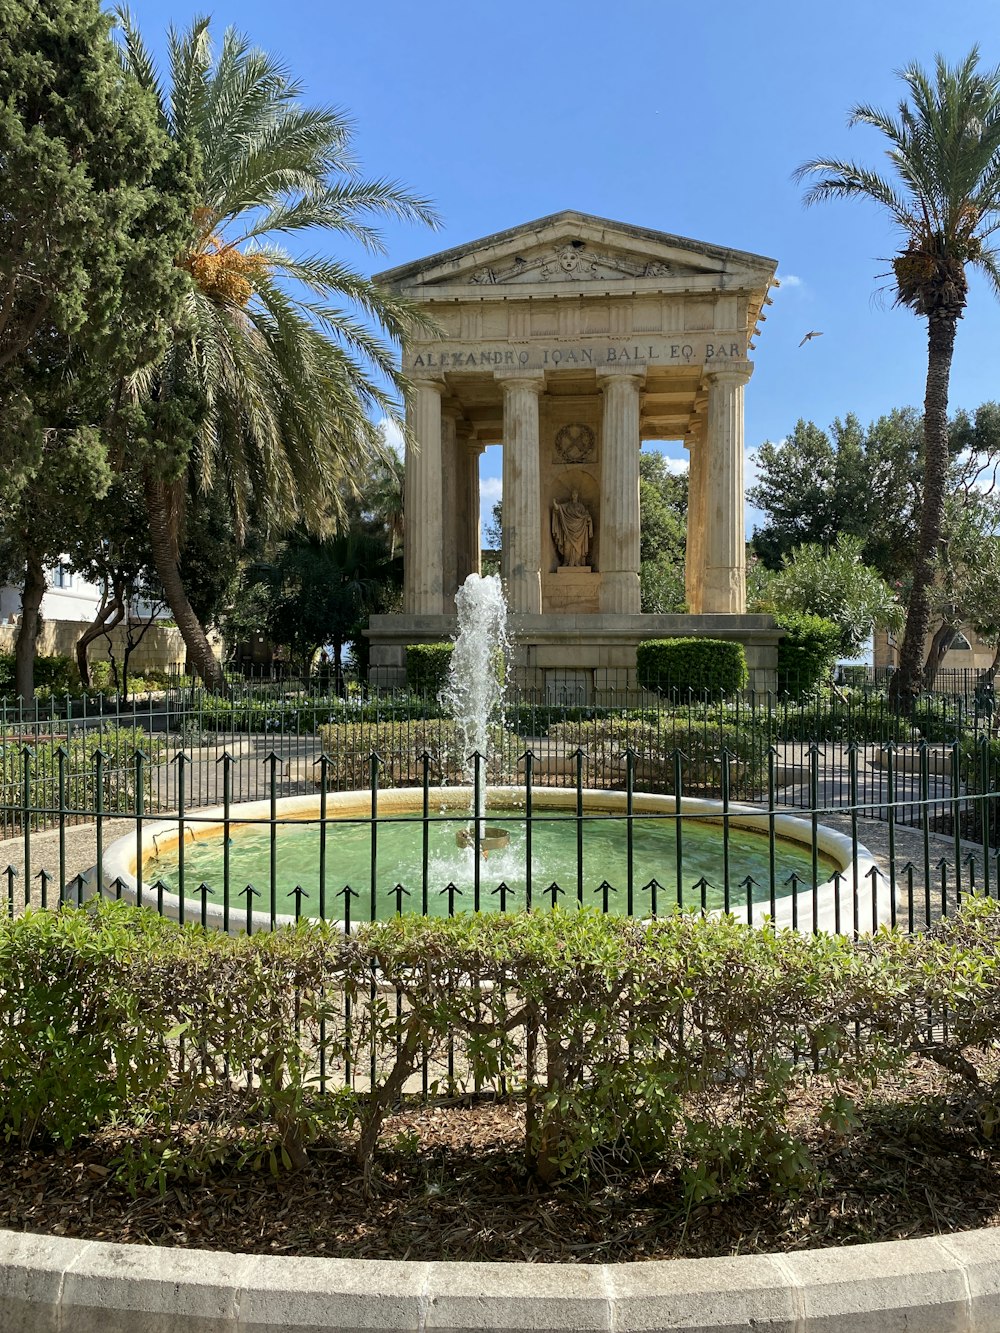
[113,7,166,118]
[793,157,911,222]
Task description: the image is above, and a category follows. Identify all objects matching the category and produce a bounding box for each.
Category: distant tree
[753,535,904,658]
[922,490,1000,687]
[639,452,687,612]
[751,410,926,580]
[266,530,398,684]
[796,50,1000,705]
[0,0,188,698]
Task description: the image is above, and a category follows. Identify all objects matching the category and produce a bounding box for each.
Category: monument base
[366,613,781,699]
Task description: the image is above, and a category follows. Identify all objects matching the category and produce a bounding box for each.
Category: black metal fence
[0,682,997,937]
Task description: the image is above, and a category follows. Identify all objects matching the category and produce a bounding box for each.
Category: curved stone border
[3,1224,1000,1330]
[101,786,883,934]
[104,783,885,933]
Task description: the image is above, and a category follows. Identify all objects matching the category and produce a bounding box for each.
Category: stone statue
[551,490,594,567]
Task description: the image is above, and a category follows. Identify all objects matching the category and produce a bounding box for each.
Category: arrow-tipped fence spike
[198,882,215,897]
[336,885,359,900]
[287,885,309,900]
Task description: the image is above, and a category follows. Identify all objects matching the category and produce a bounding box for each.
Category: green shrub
[636,638,748,696]
[0,725,166,831]
[0,653,82,700]
[316,718,518,788]
[774,613,840,699]
[405,643,454,697]
[546,713,769,796]
[5,899,1000,1199]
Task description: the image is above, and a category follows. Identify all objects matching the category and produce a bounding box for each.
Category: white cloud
[660,456,688,475]
[776,272,803,289]
[479,475,502,534]
[377,416,405,458]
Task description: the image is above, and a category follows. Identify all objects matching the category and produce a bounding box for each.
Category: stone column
[440,409,460,604]
[497,371,544,615]
[702,363,753,614]
[598,369,643,614]
[685,428,707,614]
[403,376,445,615]
[457,434,484,585]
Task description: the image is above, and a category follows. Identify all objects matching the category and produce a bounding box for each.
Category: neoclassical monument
[367,211,781,693]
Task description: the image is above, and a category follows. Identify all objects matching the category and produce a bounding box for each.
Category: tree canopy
[796,49,1000,704]
[639,451,687,613]
[114,11,438,688]
[0,0,190,697]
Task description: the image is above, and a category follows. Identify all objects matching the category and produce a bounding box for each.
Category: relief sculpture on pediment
[467,243,684,285]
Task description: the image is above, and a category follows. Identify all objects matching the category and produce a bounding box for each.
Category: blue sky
[132,0,1000,531]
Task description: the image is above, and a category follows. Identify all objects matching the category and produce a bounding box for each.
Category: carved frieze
[469,241,682,286]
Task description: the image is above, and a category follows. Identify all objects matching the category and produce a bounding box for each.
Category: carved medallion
[554,422,596,464]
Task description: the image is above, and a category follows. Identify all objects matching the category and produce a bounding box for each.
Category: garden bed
[2,1061,998,1263]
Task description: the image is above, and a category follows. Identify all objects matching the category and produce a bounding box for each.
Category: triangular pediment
[374,210,777,298]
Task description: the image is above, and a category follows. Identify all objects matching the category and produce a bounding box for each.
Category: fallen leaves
[1,1063,999,1264]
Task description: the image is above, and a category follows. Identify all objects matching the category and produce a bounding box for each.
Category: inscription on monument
[407,336,745,372]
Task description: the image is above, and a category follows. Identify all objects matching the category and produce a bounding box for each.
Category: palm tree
[115,13,437,688]
[795,49,1000,707]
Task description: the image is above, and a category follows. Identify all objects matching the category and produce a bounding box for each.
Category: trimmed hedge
[775,613,840,699]
[405,643,453,696]
[636,638,748,696]
[546,713,769,796]
[317,718,519,787]
[6,899,1000,1200]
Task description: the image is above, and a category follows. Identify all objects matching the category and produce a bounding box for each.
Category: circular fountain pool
[103,786,879,933]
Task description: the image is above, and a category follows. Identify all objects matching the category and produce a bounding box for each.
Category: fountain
[438,573,511,852]
[102,570,879,933]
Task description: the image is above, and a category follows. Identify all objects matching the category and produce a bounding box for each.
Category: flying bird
[798,331,824,347]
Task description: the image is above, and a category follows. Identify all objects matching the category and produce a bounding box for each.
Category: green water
[145,806,840,920]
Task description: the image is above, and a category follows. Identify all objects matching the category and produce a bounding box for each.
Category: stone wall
[0,620,220,674]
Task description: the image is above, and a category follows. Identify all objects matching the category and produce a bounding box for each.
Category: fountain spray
[439,573,511,827]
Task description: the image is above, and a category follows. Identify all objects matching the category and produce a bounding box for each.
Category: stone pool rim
[101,786,883,935]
